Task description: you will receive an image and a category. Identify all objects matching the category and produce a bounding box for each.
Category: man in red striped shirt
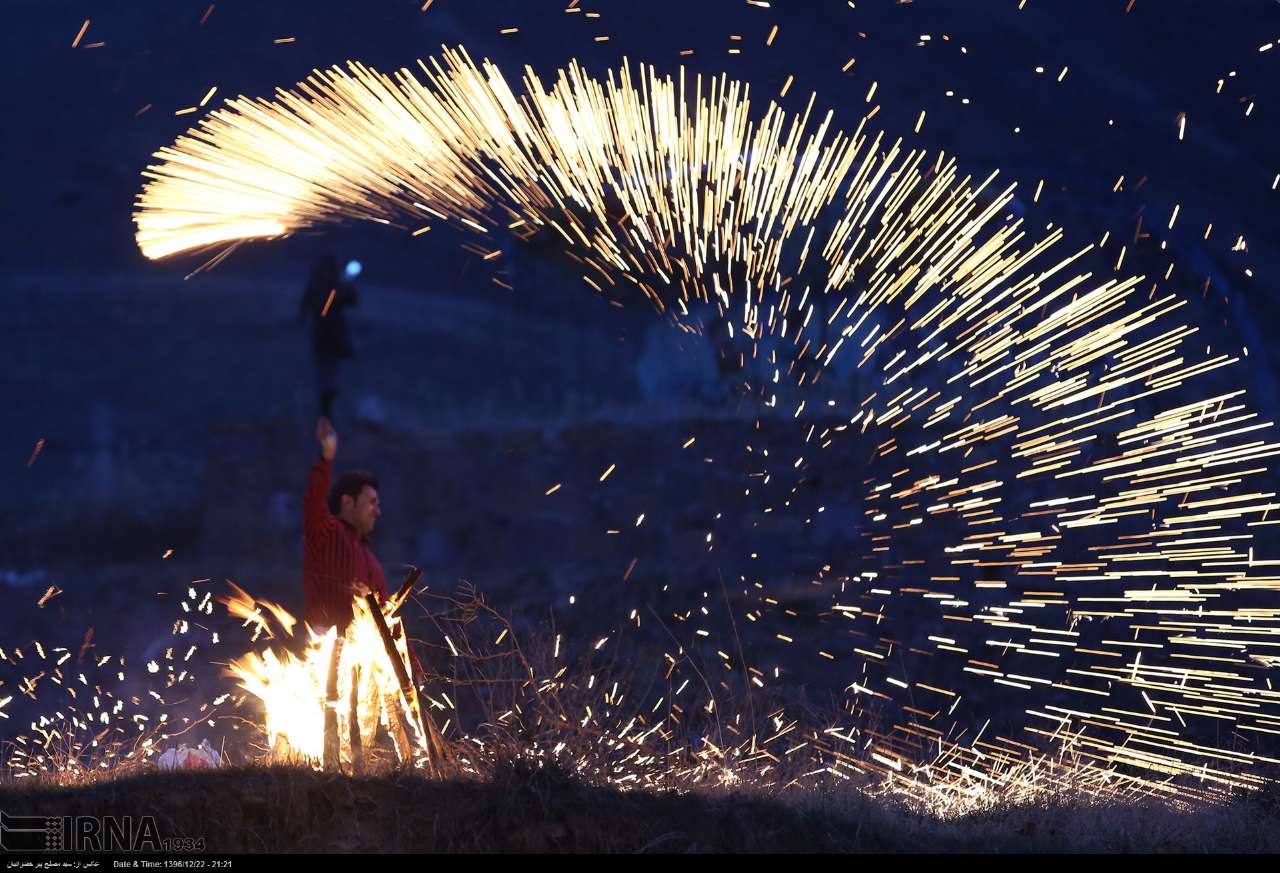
[303,417,388,633]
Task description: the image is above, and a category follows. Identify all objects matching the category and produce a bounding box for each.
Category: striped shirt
[302,455,387,632]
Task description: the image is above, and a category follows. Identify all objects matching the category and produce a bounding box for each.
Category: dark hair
[328,470,379,515]
[310,254,340,287]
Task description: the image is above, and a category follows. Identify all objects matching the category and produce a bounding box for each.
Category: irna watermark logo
[0,811,201,853]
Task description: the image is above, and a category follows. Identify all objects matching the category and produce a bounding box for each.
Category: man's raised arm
[305,417,339,540]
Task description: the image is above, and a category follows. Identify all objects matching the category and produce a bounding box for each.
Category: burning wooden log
[322,636,343,771]
[346,663,363,774]
[334,567,421,771]
[389,566,423,613]
[364,592,452,774]
[383,686,413,764]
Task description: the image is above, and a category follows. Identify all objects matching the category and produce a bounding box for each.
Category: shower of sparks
[22,45,1280,806]
[1,583,231,783]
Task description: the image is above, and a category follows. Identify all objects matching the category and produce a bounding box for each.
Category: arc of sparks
[134,47,1280,798]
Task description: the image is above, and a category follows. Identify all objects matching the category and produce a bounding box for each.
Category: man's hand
[316,417,337,460]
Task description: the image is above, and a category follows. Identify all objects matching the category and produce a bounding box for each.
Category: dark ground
[3,762,1280,853]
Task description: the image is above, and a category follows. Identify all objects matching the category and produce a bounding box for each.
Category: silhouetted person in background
[299,255,358,420]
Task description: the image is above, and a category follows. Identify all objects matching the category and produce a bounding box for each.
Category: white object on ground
[156,738,222,770]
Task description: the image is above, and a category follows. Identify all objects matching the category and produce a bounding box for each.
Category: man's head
[328,470,381,538]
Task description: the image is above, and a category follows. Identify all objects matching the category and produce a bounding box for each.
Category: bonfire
[222,572,450,775]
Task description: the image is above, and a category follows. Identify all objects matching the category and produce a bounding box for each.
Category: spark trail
[130,47,1280,803]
